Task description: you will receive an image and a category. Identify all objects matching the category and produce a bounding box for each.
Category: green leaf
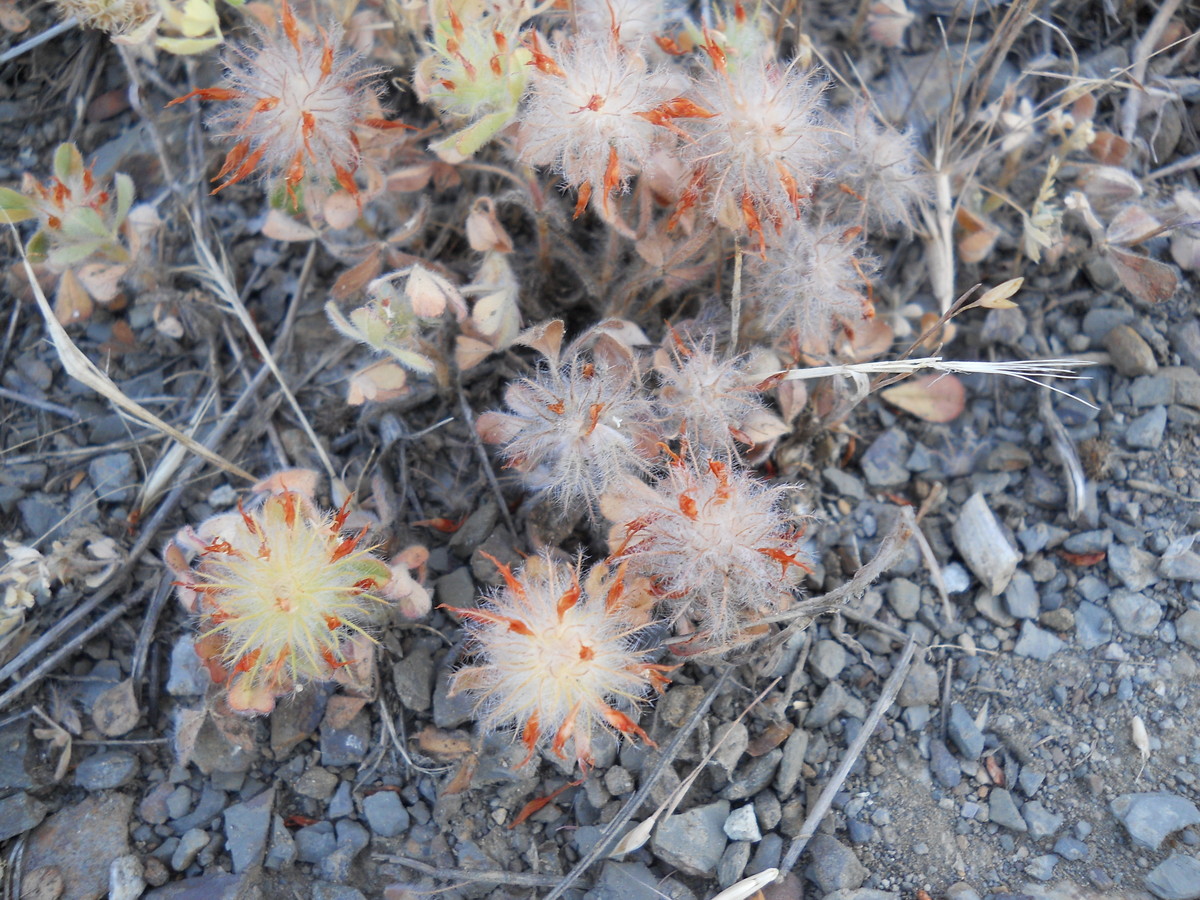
[113,173,135,226]
[48,240,103,268]
[53,143,84,183]
[61,206,112,241]
[0,187,34,223]
[26,230,49,263]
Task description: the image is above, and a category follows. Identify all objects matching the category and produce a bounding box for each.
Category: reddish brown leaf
[508,779,581,829]
[746,722,794,757]
[1060,549,1106,566]
[1107,246,1177,305]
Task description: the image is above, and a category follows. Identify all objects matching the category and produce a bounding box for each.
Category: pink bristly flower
[165,491,393,715]
[516,33,693,218]
[672,36,829,252]
[475,339,658,508]
[748,220,878,355]
[445,552,671,770]
[609,454,810,648]
[166,0,405,206]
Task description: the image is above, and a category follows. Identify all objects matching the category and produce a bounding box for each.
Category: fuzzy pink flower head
[165,491,392,714]
[446,552,670,769]
[167,0,395,206]
[476,338,658,508]
[609,455,809,647]
[748,221,877,355]
[652,330,783,457]
[675,41,829,249]
[516,34,685,216]
[825,101,930,231]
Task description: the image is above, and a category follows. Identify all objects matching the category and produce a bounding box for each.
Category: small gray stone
[362,790,410,838]
[392,648,436,713]
[860,429,911,487]
[709,721,749,784]
[942,563,971,594]
[716,841,751,889]
[166,636,208,697]
[1126,405,1168,449]
[1110,589,1163,637]
[952,493,1019,595]
[317,820,370,883]
[109,854,146,900]
[172,829,210,871]
[975,590,1016,627]
[823,892,900,900]
[747,832,783,875]
[1053,836,1089,861]
[1083,308,1135,343]
[898,661,939,708]
[1161,549,1200,582]
[295,823,337,864]
[319,710,371,767]
[805,682,849,729]
[1109,543,1159,592]
[171,786,226,835]
[1064,529,1112,554]
[1025,853,1060,881]
[775,728,808,797]
[1112,792,1200,850]
[89,452,135,503]
[1176,610,1200,650]
[824,467,866,500]
[313,884,368,900]
[1023,800,1064,839]
[591,861,692,900]
[651,800,729,876]
[223,788,273,874]
[1145,853,1200,900]
[930,739,961,788]
[1129,375,1174,407]
[448,503,497,556]
[944,884,982,900]
[0,792,47,842]
[1003,570,1040,619]
[721,749,782,801]
[1076,601,1115,649]
[887,578,921,620]
[723,805,761,842]
[1172,320,1200,369]
[989,789,1027,833]
[1013,620,1065,660]
[295,767,339,800]
[947,703,984,760]
[809,639,847,681]
[432,665,476,728]
[265,815,296,870]
[434,567,475,609]
[806,834,867,892]
[1105,325,1158,376]
[1018,768,1046,797]
[75,751,139,790]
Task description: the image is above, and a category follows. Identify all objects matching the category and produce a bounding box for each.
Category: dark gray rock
[392,648,436,713]
[930,739,961,788]
[806,682,850,729]
[1112,792,1200,850]
[319,710,371,767]
[1024,853,1059,881]
[1110,589,1163,636]
[1018,768,1046,797]
[295,823,337,864]
[1125,405,1168,449]
[144,871,257,900]
[1108,543,1159,592]
[716,841,751,889]
[265,815,296,870]
[809,639,847,682]
[590,861,693,900]
[362,790,410,837]
[1003,570,1039,619]
[1145,853,1200,900]
[1053,836,1089,861]
[1022,800,1064,839]
[860,429,911,487]
[1076,601,1115,649]
[721,749,782,801]
[989,789,1027,832]
[171,829,209,872]
[0,792,48,842]
[806,833,867,892]
[747,833,783,875]
[824,467,866,500]
[75,751,139,790]
[1083,308,1135,343]
[651,800,729,876]
[0,721,35,790]
[88,452,135,503]
[328,781,354,820]
[223,788,273,874]
[948,703,984,760]
[898,661,939,707]
[1013,620,1065,660]
[1176,610,1200,650]
[1064,529,1112,554]
[313,884,368,900]
[171,786,227,835]
[1129,375,1173,407]
[887,579,921,620]
[295,767,339,801]
[317,820,370,883]
[166,636,208,697]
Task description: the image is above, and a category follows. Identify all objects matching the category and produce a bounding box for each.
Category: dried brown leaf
[1107,246,1177,305]
[881,373,966,422]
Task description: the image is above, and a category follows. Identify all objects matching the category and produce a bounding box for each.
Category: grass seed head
[168,491,392,714]
[447,552,669,769]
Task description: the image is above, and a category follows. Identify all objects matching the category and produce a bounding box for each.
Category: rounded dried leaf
[881,373,966,423]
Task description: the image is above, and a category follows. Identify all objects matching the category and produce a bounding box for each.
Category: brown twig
[776,634,919,881]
